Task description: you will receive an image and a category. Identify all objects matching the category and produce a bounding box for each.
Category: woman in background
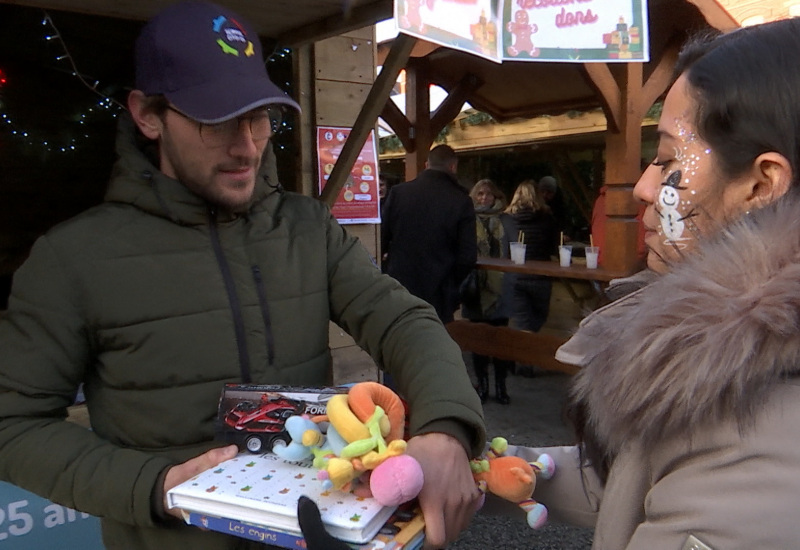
[503,181,559,335]
[461,179,514,404]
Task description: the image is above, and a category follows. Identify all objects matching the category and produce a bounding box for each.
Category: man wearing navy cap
[0,2,485,549]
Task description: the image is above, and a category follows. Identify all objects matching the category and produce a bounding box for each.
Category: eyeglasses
[166,105,284,148]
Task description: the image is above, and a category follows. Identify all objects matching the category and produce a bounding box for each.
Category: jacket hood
[570,193,800,453]
[104,113,282,225]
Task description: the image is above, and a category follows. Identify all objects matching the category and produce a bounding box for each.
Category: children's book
[181,501,425,549]
[166,452,397,544]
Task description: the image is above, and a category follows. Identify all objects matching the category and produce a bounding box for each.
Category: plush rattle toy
[471,437,555,529]
[272,382,424,507]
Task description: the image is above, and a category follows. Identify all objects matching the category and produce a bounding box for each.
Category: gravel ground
[448,362,594,550]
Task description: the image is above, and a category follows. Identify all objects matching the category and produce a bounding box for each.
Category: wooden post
[583,38,682,273]
[404,56,432,180]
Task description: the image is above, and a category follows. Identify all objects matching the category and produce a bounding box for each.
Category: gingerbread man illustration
[400,0,435,33]
[507,10,539,57]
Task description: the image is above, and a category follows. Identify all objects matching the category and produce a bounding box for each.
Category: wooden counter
[476,257,635,282]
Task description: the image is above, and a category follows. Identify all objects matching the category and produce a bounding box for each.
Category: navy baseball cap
[135,0,300,123]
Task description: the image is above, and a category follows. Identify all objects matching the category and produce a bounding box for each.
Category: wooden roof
[0,0,394,46]
[377,0,737,121]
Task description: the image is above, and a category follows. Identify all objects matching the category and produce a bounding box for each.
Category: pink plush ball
[369,455,424,506]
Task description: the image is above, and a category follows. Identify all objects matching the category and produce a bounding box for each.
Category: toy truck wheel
[268,432,292,452]
[245,434,263,453]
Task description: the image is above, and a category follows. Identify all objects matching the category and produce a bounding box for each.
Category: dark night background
[0,4,297,307]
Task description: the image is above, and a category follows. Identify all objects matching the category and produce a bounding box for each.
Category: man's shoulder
[270,189,330,220]
[45,202,135,241]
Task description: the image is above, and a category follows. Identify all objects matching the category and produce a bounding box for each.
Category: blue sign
[0,482,104,549]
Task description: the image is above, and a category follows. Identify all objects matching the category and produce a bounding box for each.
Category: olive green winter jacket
[0,116,485,549]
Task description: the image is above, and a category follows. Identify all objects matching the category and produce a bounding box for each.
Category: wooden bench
[445,320,579,376]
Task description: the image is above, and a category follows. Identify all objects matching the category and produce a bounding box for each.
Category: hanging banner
[394,0,649,63]
[317,127,381,225]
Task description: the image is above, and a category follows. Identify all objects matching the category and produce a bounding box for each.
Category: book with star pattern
[166,452,397,544]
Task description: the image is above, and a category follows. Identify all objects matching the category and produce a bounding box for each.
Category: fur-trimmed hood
[561,193,800,455]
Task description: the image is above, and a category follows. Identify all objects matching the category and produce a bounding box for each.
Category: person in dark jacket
[0,3,486,550]
[503,180,559,335]
[381,145,477,324]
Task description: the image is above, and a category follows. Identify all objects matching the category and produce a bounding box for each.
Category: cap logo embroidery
[212,15,255,57]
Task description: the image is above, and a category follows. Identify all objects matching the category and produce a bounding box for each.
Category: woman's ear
[742,151,793,211]
[127,90,164,141]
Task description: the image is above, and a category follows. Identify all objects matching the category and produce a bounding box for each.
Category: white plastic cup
[509,242,527,265]
[585,246,599,269]
[558,245,573,267]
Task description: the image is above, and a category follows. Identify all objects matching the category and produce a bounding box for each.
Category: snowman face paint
[657,169,690,241]
[634,74,729,273]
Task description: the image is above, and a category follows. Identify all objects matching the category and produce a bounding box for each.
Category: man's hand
[162,444,239,519]
[405,433,481,549]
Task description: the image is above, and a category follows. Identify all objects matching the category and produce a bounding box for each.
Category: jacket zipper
[208,207,252,383]
[251,265,275,366]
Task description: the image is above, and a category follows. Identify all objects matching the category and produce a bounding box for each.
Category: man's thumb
[208,444,239,465]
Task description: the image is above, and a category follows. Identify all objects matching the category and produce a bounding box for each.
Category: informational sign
[395,0,649,63]
[317,127,381,225]
[0,482,104,549]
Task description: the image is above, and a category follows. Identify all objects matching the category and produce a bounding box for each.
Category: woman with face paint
[489,19,800,549]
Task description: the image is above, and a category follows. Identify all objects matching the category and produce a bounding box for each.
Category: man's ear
[742,151,793,211]
[128,90,164,141]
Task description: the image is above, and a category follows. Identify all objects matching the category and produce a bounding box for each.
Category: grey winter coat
[0,115,485,549]
[509,195,800,549]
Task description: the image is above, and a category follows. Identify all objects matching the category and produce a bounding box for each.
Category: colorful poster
[317,127,381,225]
[395,0,649,63]
[395,0,501,61]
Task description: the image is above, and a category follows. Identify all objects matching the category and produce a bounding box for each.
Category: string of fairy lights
[0,11,295,154]
[0,12,125,153]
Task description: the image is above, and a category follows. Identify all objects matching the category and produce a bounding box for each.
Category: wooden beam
[465,96,602,123]
[582,63,621,133]
[377,38,441,65]
[404,56,432,179]
[430,73,483,135]
[278,1,393,46]
[320,33,416,206]
[380,100,412,151]
[445,320,578,376]
[685,0,739,31]
[638,36,681,118]
[294,43,316,197]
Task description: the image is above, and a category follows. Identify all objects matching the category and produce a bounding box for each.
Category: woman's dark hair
[675,18,800,185]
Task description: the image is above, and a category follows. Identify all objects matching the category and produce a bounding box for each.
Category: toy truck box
[215,384,347,454]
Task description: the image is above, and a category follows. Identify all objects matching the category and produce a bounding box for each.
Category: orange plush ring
[347,382,406,442]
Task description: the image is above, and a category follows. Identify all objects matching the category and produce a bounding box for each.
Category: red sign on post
[317,127,381,225]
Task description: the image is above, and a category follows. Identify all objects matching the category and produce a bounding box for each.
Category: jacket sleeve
[0,236,173,527]
[323,211,486,458]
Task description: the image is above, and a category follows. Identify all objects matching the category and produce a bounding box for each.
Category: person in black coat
[381,145,477,324]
